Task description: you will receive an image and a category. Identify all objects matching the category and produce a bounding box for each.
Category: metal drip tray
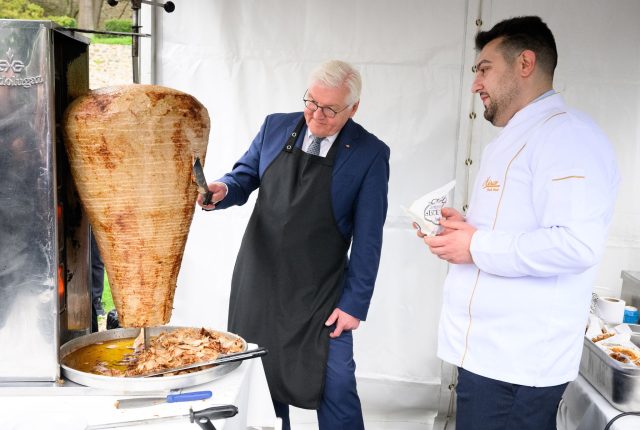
[60,326,247,392]
[579,326,640,411]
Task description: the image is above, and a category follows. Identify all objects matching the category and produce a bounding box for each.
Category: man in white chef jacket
[418,16,620,430]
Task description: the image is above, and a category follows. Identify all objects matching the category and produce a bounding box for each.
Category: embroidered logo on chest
[482,177,500,192]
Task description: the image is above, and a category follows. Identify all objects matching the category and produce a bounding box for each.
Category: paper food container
[402,180,456,236]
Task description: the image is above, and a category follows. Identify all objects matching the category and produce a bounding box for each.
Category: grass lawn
[101,273,115,313]
[91,35,132,45]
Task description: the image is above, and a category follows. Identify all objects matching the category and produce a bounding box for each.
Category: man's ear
[349,101,360,118]
[519,49,536,78]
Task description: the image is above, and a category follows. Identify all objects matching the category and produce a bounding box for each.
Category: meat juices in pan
[63,328,244,377]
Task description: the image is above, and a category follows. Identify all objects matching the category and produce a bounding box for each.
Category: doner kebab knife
[115,390,212,409]
[192,156,213,206]
[138,347,268,377]
[86,404,238,430]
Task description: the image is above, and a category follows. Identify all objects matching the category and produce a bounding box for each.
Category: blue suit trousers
[456,367,568,430]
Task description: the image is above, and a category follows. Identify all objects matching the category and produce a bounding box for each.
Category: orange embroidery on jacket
[482,177,500,192]
[460,143,527,367]
[552,175,585,181]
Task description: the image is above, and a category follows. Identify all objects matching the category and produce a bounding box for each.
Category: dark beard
[483,103,496,124]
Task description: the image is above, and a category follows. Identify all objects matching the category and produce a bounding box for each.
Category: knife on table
[87,405,238,429]
[115,390,212,409]
[192,156,213,206]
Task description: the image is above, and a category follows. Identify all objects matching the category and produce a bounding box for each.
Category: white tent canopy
[140,0,640,427]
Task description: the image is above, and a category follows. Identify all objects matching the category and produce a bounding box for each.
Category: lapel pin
[345,144,350,148]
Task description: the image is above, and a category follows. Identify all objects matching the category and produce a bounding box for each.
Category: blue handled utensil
[115,390,212,409]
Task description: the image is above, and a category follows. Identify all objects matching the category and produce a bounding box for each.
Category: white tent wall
[140,0,640,427]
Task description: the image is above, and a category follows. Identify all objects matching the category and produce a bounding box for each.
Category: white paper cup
[596,296,626,324]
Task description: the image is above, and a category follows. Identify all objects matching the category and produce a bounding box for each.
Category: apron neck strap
[284,116,307,153]
[283,115,344,162]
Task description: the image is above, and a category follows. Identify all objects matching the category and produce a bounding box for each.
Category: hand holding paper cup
[403,180,456,236]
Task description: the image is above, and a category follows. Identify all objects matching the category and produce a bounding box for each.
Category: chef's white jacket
[438,93,620,387]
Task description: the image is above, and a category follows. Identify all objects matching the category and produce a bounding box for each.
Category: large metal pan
[60,326,247,391]
[579,326,640,411]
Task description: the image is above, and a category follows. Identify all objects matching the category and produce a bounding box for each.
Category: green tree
[0,0,46,19]
[78,0,104,30]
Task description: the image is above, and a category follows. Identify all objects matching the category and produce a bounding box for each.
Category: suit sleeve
[470,122,619,277]
[336,144,390,321]
[214,118,267,209]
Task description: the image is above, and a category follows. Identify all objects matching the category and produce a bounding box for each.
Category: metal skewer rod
[143,327,150,349]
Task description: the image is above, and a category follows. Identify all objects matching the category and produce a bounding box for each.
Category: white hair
[308,60,362,105]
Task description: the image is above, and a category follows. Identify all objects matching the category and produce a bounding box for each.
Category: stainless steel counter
[0,344,279,430]
[621,270,640,310]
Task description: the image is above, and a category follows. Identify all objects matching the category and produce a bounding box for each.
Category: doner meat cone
[63,85,210,327]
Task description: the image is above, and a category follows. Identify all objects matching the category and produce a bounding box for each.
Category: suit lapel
[333,119,360,175]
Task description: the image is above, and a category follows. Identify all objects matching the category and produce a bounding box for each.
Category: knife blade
[115,390,212,409]
[86,405,238,429]
[192,156,213,206]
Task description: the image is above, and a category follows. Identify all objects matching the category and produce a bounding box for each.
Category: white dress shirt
[302,130,338,157]
[437,93,620,387]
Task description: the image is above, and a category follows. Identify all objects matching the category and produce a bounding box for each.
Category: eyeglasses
[302,90,350,119]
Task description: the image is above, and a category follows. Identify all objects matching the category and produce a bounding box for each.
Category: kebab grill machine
[0,19,92,386]
[0,18,263,403]
[0,4,179,389]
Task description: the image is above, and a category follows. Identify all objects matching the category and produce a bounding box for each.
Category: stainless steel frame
[621,270,640,310]
[0,19,91,382]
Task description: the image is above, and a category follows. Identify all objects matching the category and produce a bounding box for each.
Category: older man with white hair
[200,60,390,430]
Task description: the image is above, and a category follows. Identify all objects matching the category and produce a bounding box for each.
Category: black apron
[228,116,350,409]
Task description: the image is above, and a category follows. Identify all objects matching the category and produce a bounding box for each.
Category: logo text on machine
[0,48,44,88]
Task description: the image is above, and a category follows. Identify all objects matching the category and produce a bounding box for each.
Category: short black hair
[475,16,558,77]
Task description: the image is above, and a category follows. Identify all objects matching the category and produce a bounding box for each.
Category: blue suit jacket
[217,112,390,321]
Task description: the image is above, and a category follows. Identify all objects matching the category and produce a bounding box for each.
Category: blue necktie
[308,135,324,156]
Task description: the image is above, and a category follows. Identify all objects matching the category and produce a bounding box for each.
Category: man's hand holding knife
[193,156,227,210]
[197,182,227,210]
